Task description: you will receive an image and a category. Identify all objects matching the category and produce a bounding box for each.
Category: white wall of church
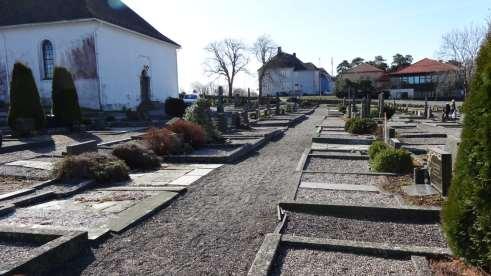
[0,20,101,109]
[96,23,179,110]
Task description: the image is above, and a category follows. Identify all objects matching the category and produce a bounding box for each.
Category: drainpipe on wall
[93,21,103,111]
[1,32,10,102]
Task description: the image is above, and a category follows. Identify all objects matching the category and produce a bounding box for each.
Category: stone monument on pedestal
[217,86,224,113]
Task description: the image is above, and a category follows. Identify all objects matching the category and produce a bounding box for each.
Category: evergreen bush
[52,67,81,127]
[112,142,160,170]
[442,33,491,271]
[345,118,377,134]
[165,97,186,117]
[8,63,45,132]
[368,140,390,159]
[370,148,412,174]
[184,99,223,142]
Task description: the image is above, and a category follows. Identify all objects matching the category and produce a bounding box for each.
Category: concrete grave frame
[0,226,88,275]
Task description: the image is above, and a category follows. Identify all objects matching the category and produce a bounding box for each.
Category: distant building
[259,47,333,96]
[389,58,462,100]
[0,0,180,111]
[339,63,389,91]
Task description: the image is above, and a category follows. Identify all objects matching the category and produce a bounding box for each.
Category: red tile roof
[345,63,384,74]
[391,58,458,75]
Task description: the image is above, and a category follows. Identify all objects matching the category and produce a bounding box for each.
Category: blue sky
[123,0,490,91]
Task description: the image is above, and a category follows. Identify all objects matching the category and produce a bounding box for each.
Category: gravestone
[427,147,452,196]
[367,96,371,117]
[378,93,384,118]
[241,111,249,127]
[65,140,98,155]
[275,93,280,115]
[445,135,461,170]
[424,97,428,118]
[217,86,224,113]
[361,98,367,118]
[234,93,240,108]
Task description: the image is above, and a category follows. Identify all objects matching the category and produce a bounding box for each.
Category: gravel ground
[271,245,416,276]
[399,137,448,145]
[0,176,38,195]
[0,165,51,181]
[0,241,40,268]
[284,212,447,248]
[50,110,326,275]
[301,173,383,185]
[295,188,400,208]
[305,157,369,173]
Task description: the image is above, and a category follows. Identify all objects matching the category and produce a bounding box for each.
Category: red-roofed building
[389,58,463,100]
[340,63,390,91]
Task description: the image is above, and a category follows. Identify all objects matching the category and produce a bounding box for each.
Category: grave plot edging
[0,139,55,154]
[247,234,282,276]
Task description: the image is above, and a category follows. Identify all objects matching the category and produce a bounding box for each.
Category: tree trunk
[228,82,233,98]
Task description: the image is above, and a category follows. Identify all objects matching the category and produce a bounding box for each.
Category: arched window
[41,40,54,79]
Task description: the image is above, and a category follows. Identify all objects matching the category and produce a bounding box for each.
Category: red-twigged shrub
[167,119,206,148]
[143,128,183,156]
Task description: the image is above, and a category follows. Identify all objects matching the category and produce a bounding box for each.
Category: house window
[41,40,54,80]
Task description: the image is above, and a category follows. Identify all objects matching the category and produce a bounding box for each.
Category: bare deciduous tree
[252,35,277,96]
[439,23,486,97]
[204,39,249,97]
[191,81,210,96]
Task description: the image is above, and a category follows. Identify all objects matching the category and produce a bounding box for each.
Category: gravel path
[52,110,325,275]
[0,241,39,268]
[296,189,400,208]
[284,212,447,248]
[0,176,38,195]
[301,173,383,185]
[271,245,416,276]
[305,157,369,173]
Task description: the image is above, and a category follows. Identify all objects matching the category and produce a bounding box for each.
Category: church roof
[0,0,180,47]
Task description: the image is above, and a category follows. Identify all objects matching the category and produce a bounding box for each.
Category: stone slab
[0,189,34,201]
[300,182,379,192]
[311,143,369,151]
[403,185,439,197]
[169,175,203,186]
[98,186,186,193]
[5,160,54,171]
[186,168,215,176]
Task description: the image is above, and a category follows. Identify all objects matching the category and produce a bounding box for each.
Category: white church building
[0,0,180,111]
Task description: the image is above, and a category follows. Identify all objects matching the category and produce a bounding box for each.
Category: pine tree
[52,67,81,127]
[8,63,45,132]
[442,32,491,271]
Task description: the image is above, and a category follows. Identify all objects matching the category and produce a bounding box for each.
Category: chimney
[293,53,296,57]
[277,47,282,54]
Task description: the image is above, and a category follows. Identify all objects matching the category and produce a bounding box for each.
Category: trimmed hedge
[368,140,390,159]
[370,148,413,174]
[53,153,129,184]
[442,34,491,271]
[52,67,81,127]
[112,142,160,170]
[165,97,186,117]
[8,63,45,132]
[345,118,377,134]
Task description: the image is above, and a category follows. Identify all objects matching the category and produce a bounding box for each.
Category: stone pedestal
[428,147,452,196]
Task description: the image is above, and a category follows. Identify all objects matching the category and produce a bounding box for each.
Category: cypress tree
[442,32,491,271]
[7,63,45,131]
[52,67,81,127]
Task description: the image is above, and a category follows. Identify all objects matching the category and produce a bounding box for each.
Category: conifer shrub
[368,140,390,159]
[370,148,412,174]
[442,34,491,271]
[167,119,206,148]
[165,97,186,117]
[143,128,188,156]
[112,142,160,170]
[53,153,129,184]
[8,63,45,133]
[184,99,223,142]
[52,67,81,127]
[345,118,377,134]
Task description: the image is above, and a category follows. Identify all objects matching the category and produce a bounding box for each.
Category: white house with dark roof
[258,47,332,96]
[0,0,180,111]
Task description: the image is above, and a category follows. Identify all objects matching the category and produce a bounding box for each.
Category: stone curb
[247,234,281,276]
[279,201,441,223]
[312,136,375,145]
[307,154,369,160]
[97,138,133,148]
[295,148,310,172]
[0,227,88,275]
[302,170,401,176]
[0,139,54,154]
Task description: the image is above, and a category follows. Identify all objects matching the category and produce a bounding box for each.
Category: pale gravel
[284,213,447,248]
[295,188,400,208]
[305,157,370,173]
[271,245,416,276]
[0,241,39,268]
[301,173,383,185]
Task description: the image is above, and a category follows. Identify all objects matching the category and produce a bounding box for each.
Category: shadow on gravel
[49,247,96,276]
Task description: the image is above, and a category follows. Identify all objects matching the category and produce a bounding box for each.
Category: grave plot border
[312,135,375,145]
[0,226,88,275]
[164,144,253,164]
[0,138,55,154]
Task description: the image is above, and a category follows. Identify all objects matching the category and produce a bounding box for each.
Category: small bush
[53,153,129,184]
[338,104,347,114]
[8,63,45,132]
[143,128,186,156]
[52,67,81,127]
[112,142,160,170]
[184,99,223,142]
[368,140,390,159]
[167,119,206,148]
[165,97,186,117]
[370,148,413,173]
[345,118,377,134]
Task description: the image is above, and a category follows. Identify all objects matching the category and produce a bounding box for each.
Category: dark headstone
[65,140,98,155]
[428,147,452,196]
[234,93,240,108]
[275,93,281,115]
[414,167,426,185]
[217,86,224,113]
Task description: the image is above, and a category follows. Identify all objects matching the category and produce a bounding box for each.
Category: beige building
[339,63,388,90]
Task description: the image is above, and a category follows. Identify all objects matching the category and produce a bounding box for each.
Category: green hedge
[370,148,412,174]
[442,34,491,271]
[368,140,390,159]
[8,63,45,132]
[345,118,377,134]
[52,67,81,127]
